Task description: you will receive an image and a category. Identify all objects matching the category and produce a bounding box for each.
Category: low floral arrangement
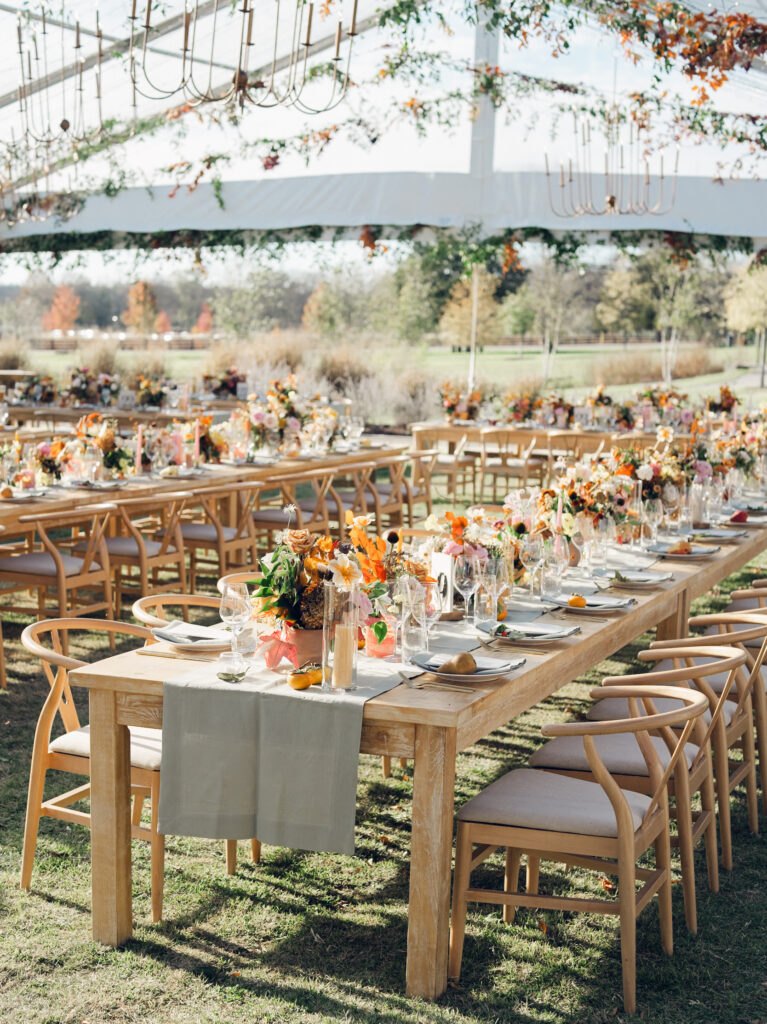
[34,439,64,480]
[134,375,169,408]
[16,375,56,405]
[614,402,635,431]
[638,385,687,411]
[204,366,246,398]
[503,388,540,423]
[439,382,483,421]
[185,415,223,463]
[64,367,120,407]
[547,394,575,426]
[707,385,738,414]
[587,385,613,408]
[76,413,133,476]
[302,404,339,451]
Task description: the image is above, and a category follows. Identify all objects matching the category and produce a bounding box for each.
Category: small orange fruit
[568,594,588,608]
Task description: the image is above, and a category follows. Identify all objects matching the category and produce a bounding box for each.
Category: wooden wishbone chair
[18,618,167,920]
[216,569,262,594]
[531,645,747,934]
[650,613,767,857]
[180,482,260,587]
[449,683,709,1014]
[0,503,115,620]
[131,592,262,872]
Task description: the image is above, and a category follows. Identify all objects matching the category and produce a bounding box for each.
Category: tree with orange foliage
[41,285,80,331]
[191,302,213,334]
[121,281,158,334]
[154,310,172,334]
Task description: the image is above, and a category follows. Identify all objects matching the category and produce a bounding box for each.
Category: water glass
[218,581,252,679]
[400,615,427,666]
[473,573,498,630]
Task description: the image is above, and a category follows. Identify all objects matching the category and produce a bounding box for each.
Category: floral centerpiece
[587,385,613,408]
[246,375,310,454]
[76,413,133,477]
[503,387,540,423]
[638,385,688,412]
[134,375,169,408]
[204,366,246,399]
[64,367,120,407]
[707,385,738,414]
[16,375,56,405]
[439,382,482,422]
[302,404,339,452]
[614,402,635,431]
[548,394,575,427]
[34,439,64,482]
[184,415,223,463]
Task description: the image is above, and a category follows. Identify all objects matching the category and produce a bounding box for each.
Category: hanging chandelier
[129,0,359,115]
[545,107,679,218]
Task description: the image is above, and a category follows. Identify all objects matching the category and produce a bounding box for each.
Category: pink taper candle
[556,493,563,532]
[135,425,143,474]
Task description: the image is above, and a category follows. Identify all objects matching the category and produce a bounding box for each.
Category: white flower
[328,551,362,591]
[424,513,443,532]
[351,513,373,530]
[637,464,654,481]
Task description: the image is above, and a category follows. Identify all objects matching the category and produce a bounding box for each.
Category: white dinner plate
[478,621,580,644]
[411,651,523,682]
[607,569,674,589]
[553,593,635,613]
[647,542,720,559]
[151,620,231,653]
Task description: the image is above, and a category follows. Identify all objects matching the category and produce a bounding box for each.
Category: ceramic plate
[554,593,635,613]
[608,570,674,589]
[478,621,580,644]
[411,651,523,682]
[647,542,720,559]
[152,620,231,653]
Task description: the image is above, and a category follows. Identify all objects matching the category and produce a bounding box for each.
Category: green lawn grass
[2,555,767,1024]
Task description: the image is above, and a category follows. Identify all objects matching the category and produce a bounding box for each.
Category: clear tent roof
[0,0,765,246]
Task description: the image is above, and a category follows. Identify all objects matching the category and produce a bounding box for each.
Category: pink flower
[444,539,464,556]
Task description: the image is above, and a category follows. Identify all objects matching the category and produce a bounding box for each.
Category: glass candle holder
[322,581,359,692]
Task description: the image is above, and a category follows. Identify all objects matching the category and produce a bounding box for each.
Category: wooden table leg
[406,723,457,999]
[656,587,690,643]
[89,689,133,945]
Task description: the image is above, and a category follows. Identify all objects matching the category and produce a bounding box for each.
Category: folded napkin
[151,620,229,647]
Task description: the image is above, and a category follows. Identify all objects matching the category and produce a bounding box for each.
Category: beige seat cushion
[458,768,651,838]
[585,695,733,728]
[436,453,475,468]
[530,733,699,776]
[75,537,176,559]
[49,724,162,771]
[706,611,767,650]
[251,508,290,525]
[181,523,237,542]
[0,552,100,577]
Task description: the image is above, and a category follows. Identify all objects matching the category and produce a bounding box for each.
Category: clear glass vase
[322,581,359,692]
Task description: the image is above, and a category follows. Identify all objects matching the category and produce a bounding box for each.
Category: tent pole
[468,264,479,392]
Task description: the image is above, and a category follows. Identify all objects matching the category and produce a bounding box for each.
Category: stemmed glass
[422,581,444,648]
[642,498,664,548]
[454,555,479,618]
[519,534,544,598]
[218,581,252,681]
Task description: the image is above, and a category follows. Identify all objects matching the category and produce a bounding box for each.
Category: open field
[2,560,767,1024]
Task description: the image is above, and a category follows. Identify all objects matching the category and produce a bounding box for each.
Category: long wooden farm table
[0,445,408,534]
[68,523,767,999]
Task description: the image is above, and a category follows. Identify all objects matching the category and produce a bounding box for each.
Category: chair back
[112,490,190,558]
[543,682,709,835]
[18,502,116,578]
[190,482,260,543]
[217,569,263,594]
[132,593,222,628]
[21,618,152,740]
[606,645,748,774]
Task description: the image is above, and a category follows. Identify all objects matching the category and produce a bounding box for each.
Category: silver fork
[397,671,474,694]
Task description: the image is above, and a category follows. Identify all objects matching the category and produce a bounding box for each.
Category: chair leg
[618,852,637,1014]
[752,682,767,814]
[526,855,540,895]
[700,768,720,893]
[713,739,734,870]
[741,712,759,835]
[251,839,261,863]
[381,756,392,779]
[448,821,472,980]
[20,761,47,890]
[225,840,238,875]
[654,828,674,956]
[132,793,145,827]
[673,768,697,933]
[503,847,522,924]
[150,773,165,923]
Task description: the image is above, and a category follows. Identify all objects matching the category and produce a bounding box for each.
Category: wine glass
[218,581,252,680]
[422,581,444,647]
[663,483,681,536]
[519,534,544,597]
[642,498,664,548]
[454,555,478,617]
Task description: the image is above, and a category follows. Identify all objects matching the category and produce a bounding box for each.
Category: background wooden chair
[180,482,259,587]
[449,683,708,1013]
[0,504,115,620]
[478,428,546,502]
